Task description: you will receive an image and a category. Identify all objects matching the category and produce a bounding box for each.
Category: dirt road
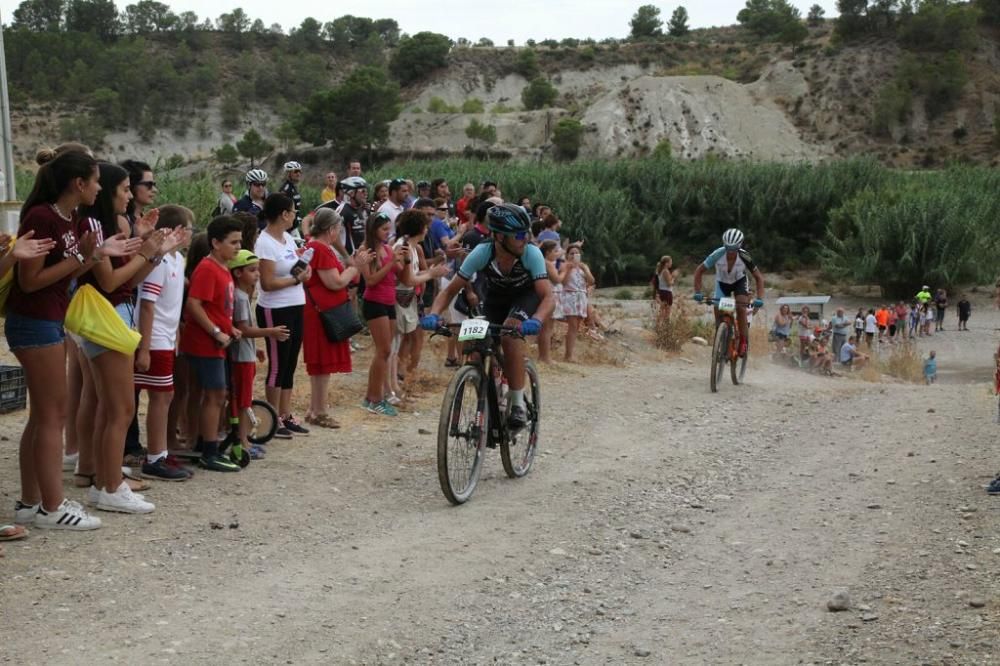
[1,298,998,665]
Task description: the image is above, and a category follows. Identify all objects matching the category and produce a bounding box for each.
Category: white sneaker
[34,499,102,530]
[89,484,145,505]
[63,452,79,472]
[95,481,155,514]
[13,500,39,525]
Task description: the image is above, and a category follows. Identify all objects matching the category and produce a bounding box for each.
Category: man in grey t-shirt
[828,307,852,360]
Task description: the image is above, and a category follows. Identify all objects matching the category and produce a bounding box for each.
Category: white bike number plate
[718,297,737,313]
[458,318,489,341]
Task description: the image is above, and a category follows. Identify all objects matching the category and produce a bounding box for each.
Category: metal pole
[0,14,17,201]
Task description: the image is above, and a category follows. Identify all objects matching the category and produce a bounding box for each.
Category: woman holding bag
[301,208,367,428]
[8,149,141,531]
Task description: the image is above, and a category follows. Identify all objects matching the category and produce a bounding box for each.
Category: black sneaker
[282,415,310,435]
[987,477,1000,495]
[199,454,241,473]
[273,427,293,440]
[141,458,190,481]
[507,405,527,431]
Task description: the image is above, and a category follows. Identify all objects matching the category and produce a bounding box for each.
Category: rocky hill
[8,22,1000,170]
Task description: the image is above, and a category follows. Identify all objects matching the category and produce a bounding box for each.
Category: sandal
[310,413,341,429]
[125,477,151,493]
[0,524,28,541]
[74,473,95,489]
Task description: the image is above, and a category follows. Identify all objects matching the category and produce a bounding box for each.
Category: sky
[81,0,842,43]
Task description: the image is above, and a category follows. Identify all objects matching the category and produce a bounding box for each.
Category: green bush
[428,96,459,113]
[389,31,451,82]
[521,77,558,110]
[461,98,485,113]
[551,118,585,159]
[514,49,539,78]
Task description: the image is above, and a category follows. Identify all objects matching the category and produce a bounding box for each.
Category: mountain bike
[430,318,541,505]
[700,296,757,393]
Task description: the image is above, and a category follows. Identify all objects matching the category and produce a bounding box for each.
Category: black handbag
[305,285,362,342]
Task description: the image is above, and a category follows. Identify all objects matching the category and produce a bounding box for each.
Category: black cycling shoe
[507,405,527,431]
[987,476,1000,495]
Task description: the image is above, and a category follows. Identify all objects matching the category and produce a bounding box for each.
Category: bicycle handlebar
[430,322,525,341]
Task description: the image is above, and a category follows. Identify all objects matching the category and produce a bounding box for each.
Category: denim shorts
[80,301,135,360]
[186,355,227,391]
[5,311,66,351]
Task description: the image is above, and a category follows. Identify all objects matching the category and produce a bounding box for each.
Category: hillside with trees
[4,0,1000,168]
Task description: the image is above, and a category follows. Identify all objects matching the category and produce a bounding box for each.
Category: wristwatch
[71,249,86,264]
[211,326,222,338]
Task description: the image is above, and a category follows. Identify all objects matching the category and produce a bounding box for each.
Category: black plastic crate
[0,365,27,413]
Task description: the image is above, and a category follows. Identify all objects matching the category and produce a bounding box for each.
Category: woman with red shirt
[9,149,141,531]
[302,208,365,428]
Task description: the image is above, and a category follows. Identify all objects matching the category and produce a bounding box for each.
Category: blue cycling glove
[693,292,704,303]
[752,298,764,309]
[520,318,542,336]
[420,314,441,331]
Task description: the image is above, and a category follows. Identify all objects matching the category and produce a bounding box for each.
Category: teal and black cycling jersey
[457,241,547,298]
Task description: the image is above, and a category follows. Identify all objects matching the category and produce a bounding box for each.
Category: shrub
[652,139,673,159]
[389,32,451,82]
[551,118,584,159]
[514,48,540,78]
[428,96,458,113]
[461,98,485,113]
[521,77,558,110]
[614,288,634,300]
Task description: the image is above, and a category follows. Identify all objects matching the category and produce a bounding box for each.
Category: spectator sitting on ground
[839,335,868,370]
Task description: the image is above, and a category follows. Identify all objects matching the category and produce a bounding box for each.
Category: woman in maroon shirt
[8,149,140,531]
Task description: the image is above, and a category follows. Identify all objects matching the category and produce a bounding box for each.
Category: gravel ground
[1,294,998,665]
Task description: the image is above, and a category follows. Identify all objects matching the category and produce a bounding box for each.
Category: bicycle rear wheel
[501,359,540,479]
[437,365,488,505]
[710,323,728,393]
[247,400,278,445]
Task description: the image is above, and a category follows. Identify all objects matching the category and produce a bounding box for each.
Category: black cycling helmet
[487,203,531,236]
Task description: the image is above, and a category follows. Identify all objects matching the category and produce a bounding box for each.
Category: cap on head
[229,250,259,270]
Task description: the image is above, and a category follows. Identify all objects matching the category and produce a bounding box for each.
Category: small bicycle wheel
[247,399,279,445]
[710,323,728,393]
[501,359,540,479]
[437,365,488,505]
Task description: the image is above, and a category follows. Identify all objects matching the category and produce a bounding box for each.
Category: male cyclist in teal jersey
[421,203,555,430]
[692,228,765,357]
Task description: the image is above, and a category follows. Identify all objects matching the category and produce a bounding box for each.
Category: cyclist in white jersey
[692,228,765,357]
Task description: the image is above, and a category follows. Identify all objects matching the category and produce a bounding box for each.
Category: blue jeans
[5,312,65,351]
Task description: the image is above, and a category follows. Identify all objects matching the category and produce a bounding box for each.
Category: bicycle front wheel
[247,400,279,445]
[732,333,749,385]
[437,365,488,505]
[710,323,729,393]
[501,359,540,479]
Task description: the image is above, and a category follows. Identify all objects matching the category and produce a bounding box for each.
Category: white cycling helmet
[245,168,268,185]
[722,228,744,250]
[341,176,368,191]
[284,161,302,171]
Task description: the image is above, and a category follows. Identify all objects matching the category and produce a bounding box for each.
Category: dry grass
[878,342,925,383]
[781,277,818,294]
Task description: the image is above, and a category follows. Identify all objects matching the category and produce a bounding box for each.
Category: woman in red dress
[302,208,366,428]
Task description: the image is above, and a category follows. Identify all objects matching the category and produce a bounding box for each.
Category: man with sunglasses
[421,203,554,430]
[234,169,269,225]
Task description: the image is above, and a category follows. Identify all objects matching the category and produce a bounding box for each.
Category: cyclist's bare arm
[692,263,706,294]
[752,267,766,301]
[429,273,469,316]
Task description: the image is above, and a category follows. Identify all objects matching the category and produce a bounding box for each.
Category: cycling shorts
[483,291,541,326]
[714,276,750,300]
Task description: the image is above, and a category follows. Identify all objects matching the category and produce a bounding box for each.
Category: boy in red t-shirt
[180,216,244,472]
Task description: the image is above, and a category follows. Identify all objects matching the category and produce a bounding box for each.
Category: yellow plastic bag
[64,284,141,355]
[0,238,17,317]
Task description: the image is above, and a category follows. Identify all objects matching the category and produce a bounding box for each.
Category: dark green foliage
[629,4,663,39]
[898,0,979,51]
[389,32,452,82]
[465,119,497,150]
[977,0,1000,23]
[294,66,401,157]
[872,82,912,135]
[236,129,273,166]
[521,77,558,110]
[213,143,239,167]
[65,0,120,41]
[668,7,691,36]
[737,0,808,44]
[551,118,584,159]
[12,0,65,32]
[897,51,967,119]
[514,49,540,78]
[807,4,826,25]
